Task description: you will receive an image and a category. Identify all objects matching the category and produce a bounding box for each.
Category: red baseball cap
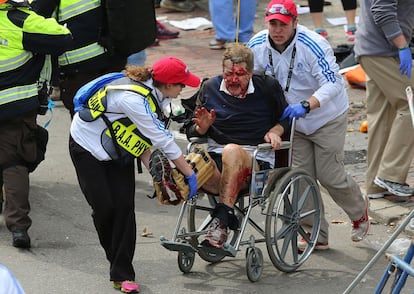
[265,0,298,24]
[152,56,201,88]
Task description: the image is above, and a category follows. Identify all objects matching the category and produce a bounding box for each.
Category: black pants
[69,136,136,281]
[308,0,356,13]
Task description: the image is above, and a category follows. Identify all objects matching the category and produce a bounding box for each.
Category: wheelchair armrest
[186,137,208,154]
[188,137,208,144]
[257,141,291,151]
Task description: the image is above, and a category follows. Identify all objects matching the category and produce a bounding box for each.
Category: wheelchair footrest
[198,243,237,258]
[160,238,196,253]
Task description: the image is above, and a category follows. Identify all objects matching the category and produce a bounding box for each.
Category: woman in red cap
[68,56,200,293]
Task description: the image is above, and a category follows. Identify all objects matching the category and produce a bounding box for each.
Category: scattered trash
[141,226,153,237]
[168,17,212,30]
[406,218,414,234]
[359,120,368,133]
[331,219,346,224]
[351,102,365,109]
[365,237,411,256]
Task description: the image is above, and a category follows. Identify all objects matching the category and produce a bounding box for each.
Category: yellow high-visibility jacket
[0,3,73,121]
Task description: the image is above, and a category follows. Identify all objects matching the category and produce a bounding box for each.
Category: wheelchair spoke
[297,184,313,211]
[299,208,319,220]
[275,220,294,240]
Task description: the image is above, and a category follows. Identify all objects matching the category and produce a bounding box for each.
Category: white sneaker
[367,191,392,199]
[374,176,414,197]
[351,195,370,242]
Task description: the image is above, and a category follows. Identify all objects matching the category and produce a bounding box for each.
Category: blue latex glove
[185,172,198,200]
[399,47,412,78]
[280,104,307,121]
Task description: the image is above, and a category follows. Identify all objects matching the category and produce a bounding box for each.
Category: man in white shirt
[248,0,369,251]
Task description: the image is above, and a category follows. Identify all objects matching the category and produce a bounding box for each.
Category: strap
[100,113,123,160]
[284,45,296,92]
[267,44,296,92]
[136,157,143,174]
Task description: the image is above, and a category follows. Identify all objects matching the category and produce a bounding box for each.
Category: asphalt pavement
[1,0,414,293]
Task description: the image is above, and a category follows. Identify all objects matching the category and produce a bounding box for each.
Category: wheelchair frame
[160,120,323,282]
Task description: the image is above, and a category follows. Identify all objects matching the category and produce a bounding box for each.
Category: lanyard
[267,44,296,92]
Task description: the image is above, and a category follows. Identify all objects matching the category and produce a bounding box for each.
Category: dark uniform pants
[0,110,37,232]
[69,136,137,282]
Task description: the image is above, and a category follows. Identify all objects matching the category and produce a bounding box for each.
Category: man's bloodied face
[222,60,252,98]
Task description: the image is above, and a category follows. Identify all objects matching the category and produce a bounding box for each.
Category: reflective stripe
[0,52,33,72]
[58,0,100,22]
[105,120,151,158]
[58,42,106,66]
[39,55,52,83]
[85,87,107,120]
[107,85,156,112]
[0,84,38,105]
[80,84,155,121]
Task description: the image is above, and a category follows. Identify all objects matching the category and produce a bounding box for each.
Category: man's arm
[16,9,73,55]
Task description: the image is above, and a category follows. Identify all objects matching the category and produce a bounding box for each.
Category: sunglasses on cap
[266,4,295,17]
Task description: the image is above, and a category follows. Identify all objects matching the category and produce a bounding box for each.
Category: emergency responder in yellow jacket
[0,0,73,249]
[32,0,127,117]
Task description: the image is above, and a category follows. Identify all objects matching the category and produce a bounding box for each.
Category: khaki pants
[359,56,414,194]
[293,111,366,243]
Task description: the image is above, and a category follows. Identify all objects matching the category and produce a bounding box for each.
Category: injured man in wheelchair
[183,44,289,248]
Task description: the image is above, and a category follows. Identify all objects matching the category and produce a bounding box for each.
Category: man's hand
[399,47,412,78]
[192,107,216,134]
[280,104,307,121]
[264,131,282,150]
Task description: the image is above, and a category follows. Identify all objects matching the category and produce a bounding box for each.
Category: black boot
[12,229,31,249]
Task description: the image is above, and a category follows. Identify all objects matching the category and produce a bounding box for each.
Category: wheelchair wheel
[265,168,321,273]
[246,247,264,282]
[178,250,195,273]
[187,194,243,263]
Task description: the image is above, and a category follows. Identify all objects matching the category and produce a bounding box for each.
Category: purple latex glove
[399,47,412,78]
[185,172,198,199]
[280,104,307,121]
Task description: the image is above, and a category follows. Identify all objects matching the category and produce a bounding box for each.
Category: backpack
[73,72,125,112]
[27,125,49,173]
[102,0,157,57]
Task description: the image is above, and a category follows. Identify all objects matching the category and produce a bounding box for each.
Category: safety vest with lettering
[55,0,106,67]
[0,4,72,121]
[78,81,166,159]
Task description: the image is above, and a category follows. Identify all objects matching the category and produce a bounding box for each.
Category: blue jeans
[127,50,147,66]
[209,0,257,42]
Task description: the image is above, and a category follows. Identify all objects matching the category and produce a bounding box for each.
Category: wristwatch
[300,100,311,113]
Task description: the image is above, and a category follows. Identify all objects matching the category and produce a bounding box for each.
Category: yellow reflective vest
[0,3,72,121]
[79,79,167,160]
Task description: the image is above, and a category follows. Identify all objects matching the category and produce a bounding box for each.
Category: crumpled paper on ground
[169,17,213,30]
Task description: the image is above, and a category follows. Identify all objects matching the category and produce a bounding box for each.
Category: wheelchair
[159,120,322,282]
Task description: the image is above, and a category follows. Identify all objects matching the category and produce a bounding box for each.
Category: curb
[365,190,414,237]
